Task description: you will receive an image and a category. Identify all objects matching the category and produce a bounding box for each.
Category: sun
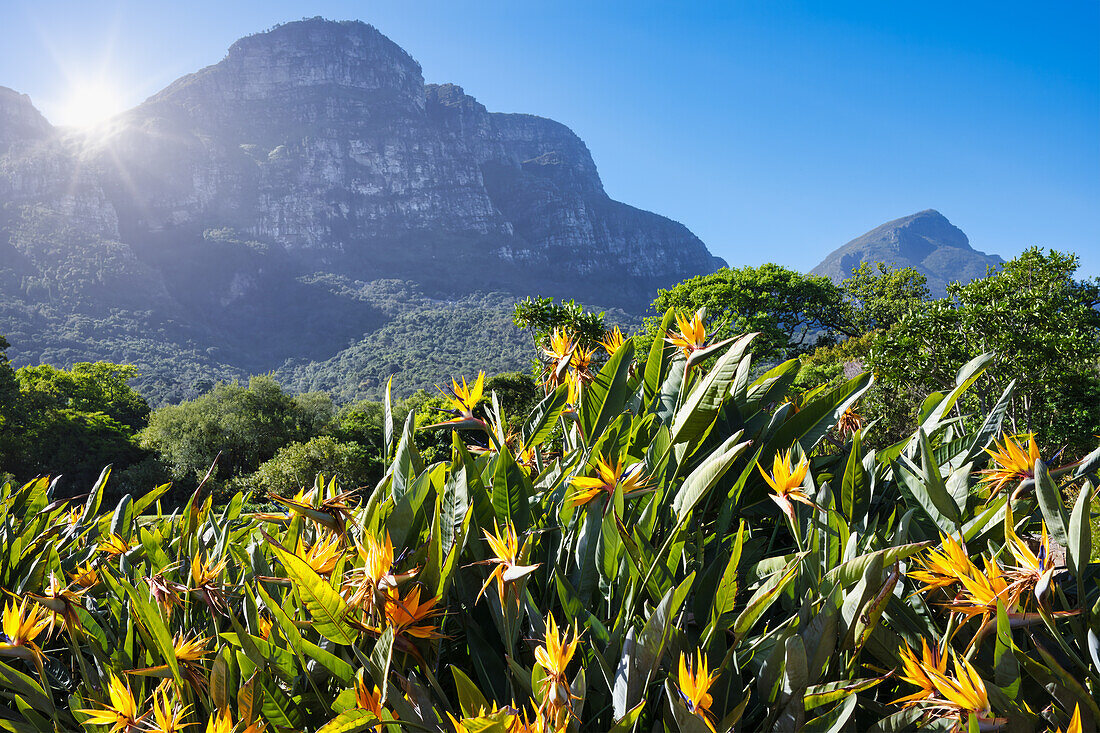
[55,80,126,129]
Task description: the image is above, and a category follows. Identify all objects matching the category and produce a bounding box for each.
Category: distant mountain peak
[811,210,1002,295]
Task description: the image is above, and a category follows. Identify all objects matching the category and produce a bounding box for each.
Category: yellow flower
[0,597,51,662]
[267,489,356,534]
[147,686,192,733]
[346,532,403,613]
[172,633,210,667]
[978,433,1041,497]
[892,643,1001,728]
[534,614,580,718]
[758,449,818,525]
[892,639,949,707]
[296,532,343,576]
[190,552,229,616]
[70,561,100,589]
[569,456,650,510]
[908,533,978,595]
[381,584,443,640]
[476,521,540,606]
[191,552,226,587]
[77,673,140,733]
[931,654,993,718]
[28,573,86,634]
[354,669,391,719]
[677,650,720,732]
[427,372,487,429]
[100,533,132,556]
[542,329,578,388]
[1055,705,1082,733]
[570,345,596,383]
[600,326,626,355]
[666,308,708,359]
[1002,502,1056,605]
[205,710,233,733]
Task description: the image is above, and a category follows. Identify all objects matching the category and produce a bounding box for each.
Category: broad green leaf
[1067,480,1091,578]
[523,384,569,449]
[643,308,677,405]
[803,677,883,709]
[669,333,756,449]
[1034,459,1070,548]
[315,710,382,733]
[804,694,857,733]
[841,430,866,521]
[582,341,635,441]
[270,543,357,645]
[671,431,749,524]
[734,554,801,642]
[492,447,532,535]
[452,666,490,718]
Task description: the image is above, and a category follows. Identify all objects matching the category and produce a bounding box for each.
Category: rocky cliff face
[0,18,721,401]
[810,209,1003,295]
[68,18,721,302]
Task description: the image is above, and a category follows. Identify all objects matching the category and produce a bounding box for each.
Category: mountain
[810,210,1003,294]
[0,18,720,403]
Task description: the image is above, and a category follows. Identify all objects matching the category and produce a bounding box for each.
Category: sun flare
[55,81,126,129]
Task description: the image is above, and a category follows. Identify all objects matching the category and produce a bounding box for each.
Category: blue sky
[1,1,1097,277]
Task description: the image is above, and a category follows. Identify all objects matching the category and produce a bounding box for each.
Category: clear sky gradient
[2,1,1097,277]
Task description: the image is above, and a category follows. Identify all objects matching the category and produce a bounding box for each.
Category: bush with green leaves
[0,309,1095,732]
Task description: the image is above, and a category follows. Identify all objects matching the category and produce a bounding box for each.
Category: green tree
[871,248,1100,455]
[2,358,152,494]
[512,297,607,367]
[238,436,379,497]
[139,375,330,491]
[838,262,931,334]
[644,264,847,362]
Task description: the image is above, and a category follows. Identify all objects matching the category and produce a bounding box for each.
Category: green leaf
[671,431,750,524]
[643,308,677,405]
[804,693,857,733]
[492,447,532,535]
[390,411,423,499]
[315,710,382,733]
[451,666,490,718]
[841,430,866,521]
[1034,459,1070,548]
[608,701,646,733]
[383,375,394,462]
[269,543,357,645]
[734,554,801,642]
[712,521,746,622]
[803,677,883,709]
[823,542,930,587]
[582,341,635,441]
[669,333,756,449]
[765,371,873,456]
[522,384,569,449]
[919,353,993,434]
[993,601,1019,698]
[1067,481,1091,579]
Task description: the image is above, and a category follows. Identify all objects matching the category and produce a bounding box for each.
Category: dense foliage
[0,309,1095,732]
[801,248,1100,457]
